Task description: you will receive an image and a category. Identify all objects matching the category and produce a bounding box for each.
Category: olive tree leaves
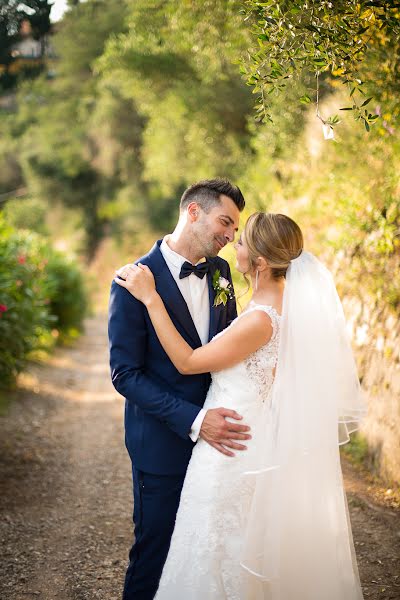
[241,0,400,131]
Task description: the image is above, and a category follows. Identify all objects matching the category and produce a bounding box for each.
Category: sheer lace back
[239,303,281,401]
[212,302,281,403]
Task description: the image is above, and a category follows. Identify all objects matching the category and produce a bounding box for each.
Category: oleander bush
[0,217,88,388]
[45,251,88,335]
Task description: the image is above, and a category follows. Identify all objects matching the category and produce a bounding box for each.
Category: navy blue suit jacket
[108,240,237,475]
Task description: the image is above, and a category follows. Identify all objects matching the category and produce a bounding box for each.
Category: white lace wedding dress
[155,303,281,600]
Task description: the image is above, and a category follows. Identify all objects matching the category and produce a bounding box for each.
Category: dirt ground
[0,315,399,600]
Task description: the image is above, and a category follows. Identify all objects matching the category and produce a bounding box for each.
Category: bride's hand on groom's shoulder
[114,263,157,306]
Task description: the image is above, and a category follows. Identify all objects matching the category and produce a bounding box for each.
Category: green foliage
[45,251,88,335]
[53,0,128,81]
[0,0,130,256]
[341,432,379,472]
[0,217,88,388]
[0,0,252,250]
[239,81,400,320]
[2,196,49,235]
[242,0,400,128]
[0,219,54,387]
[341,433,370,465]
[96,0,254,223]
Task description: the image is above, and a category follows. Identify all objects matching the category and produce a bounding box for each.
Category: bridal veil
[240,251,366,600]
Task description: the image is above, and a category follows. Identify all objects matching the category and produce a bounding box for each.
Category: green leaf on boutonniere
[212,269,221,288]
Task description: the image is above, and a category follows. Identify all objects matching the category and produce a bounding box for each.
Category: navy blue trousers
[122,466,185,600]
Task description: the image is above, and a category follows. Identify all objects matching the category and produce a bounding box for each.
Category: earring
[255,270,259,291]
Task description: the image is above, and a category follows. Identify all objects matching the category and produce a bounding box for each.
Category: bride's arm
[115,263,272,375]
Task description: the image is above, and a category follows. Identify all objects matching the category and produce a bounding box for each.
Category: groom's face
[193,194,240,258]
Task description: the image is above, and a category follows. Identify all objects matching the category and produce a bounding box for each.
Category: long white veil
[240,252,366,600]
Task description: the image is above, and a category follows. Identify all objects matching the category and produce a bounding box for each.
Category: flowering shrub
[0,217,88,388]
[45,251,88,336]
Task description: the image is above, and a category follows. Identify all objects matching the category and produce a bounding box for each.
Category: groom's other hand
[200,408,251,457]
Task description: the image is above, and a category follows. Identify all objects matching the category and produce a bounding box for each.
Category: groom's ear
[187,202,200,222]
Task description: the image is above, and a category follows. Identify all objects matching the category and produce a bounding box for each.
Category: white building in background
[11,19,56,60]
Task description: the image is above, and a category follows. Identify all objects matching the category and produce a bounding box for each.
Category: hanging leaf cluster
[241,0,400,130]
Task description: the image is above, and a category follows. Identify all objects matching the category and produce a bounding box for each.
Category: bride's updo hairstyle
[244,212,304,279]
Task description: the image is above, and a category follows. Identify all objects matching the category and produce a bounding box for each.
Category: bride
[115,212,365,600]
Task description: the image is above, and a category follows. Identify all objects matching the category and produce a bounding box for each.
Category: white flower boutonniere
[212,269,234,307]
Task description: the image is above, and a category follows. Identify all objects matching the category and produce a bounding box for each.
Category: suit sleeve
[108,280,201,440]
[225,262,238,326]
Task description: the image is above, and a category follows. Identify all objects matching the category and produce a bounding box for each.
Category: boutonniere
[212,269,234,307]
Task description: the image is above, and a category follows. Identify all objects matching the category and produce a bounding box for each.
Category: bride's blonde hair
[244,212,304,280]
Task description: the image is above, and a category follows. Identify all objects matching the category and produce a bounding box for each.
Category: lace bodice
[211,302,281,403]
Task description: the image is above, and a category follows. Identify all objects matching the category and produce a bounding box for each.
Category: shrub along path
[0,314,399,600]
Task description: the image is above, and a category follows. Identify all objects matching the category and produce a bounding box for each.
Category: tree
[242,0,400,130]
[97,0,254,229]
[53,0,128,81]
[15,0,130,258]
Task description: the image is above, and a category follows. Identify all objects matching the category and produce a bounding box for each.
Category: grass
[341,433,371,467]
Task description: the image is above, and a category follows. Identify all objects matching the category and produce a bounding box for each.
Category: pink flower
[17,255,26,264]
[0,304,8,312]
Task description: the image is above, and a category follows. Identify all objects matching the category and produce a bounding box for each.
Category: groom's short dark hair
[180,178,245,213]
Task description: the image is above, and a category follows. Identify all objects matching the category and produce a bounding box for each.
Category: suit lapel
[147,241,202,348]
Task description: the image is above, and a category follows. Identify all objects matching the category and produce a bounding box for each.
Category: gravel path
[0,315,132,600]
[0,314,399,600]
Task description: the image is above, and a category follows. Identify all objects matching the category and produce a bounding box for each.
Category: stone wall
[344,297,400,484]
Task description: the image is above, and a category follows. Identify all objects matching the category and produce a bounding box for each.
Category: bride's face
[234,233,251,274]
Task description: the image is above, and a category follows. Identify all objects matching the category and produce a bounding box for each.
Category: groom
[108,178,251,600]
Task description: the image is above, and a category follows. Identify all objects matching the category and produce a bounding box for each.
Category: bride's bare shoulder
[226,309,273,345]
[186,309,274,374]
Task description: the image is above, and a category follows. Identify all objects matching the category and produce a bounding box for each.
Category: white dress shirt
[160,237,208,441]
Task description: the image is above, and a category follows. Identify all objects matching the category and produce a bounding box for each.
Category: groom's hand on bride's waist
[199,408,251,457]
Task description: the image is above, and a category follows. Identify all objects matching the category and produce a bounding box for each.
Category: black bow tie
[179,261,210,280]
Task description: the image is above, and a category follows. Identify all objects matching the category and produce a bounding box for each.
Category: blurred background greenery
[0,0,399,483]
